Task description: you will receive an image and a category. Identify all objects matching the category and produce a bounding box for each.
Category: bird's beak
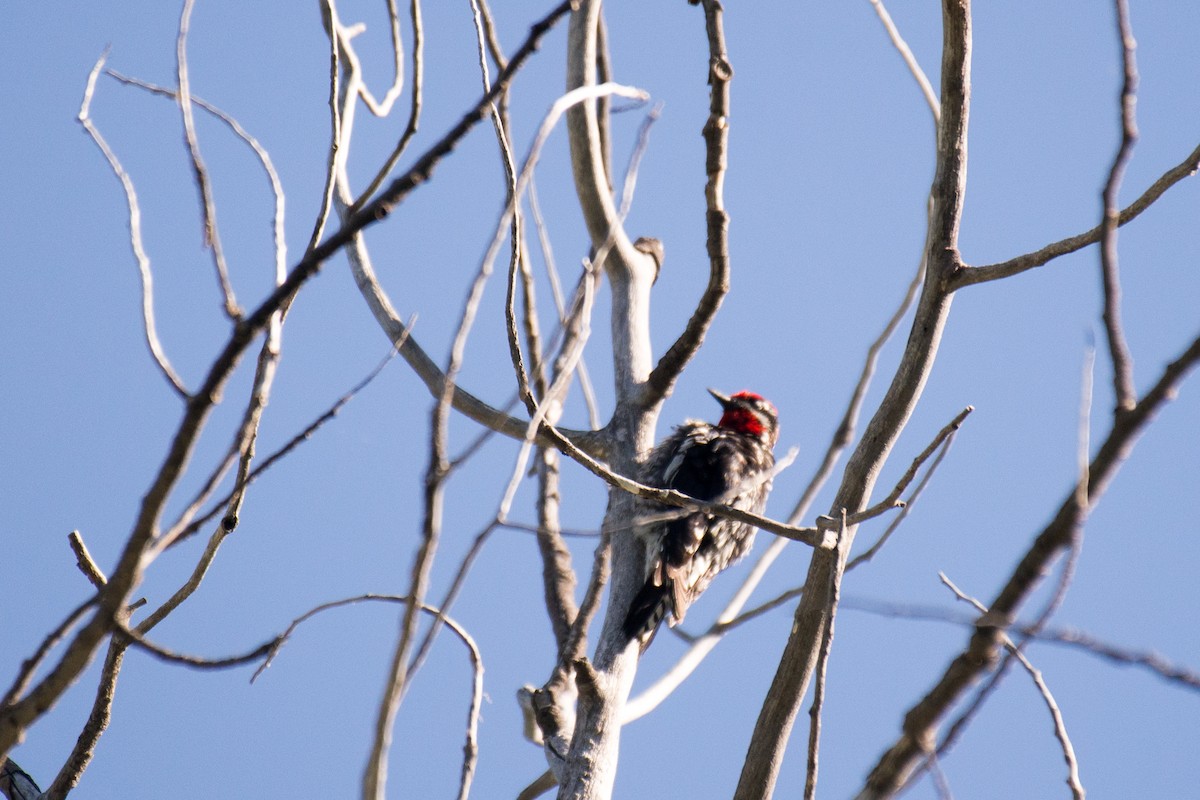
[707,388,733,409]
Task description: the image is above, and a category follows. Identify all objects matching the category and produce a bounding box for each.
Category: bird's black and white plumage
[623,389,779,646]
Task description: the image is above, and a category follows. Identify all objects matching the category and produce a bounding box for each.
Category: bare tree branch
[0,3,575,764]
[176,0,240,319]
[843,596,1200,692]
[857,329,1200,798]
[805,513,847,800]
[104,70,289,283]
[76,52,189,399]
[355,0,406,116]
[950,141,1200,290]
[253,594,484,800]
[736,2,972,795]
[939,575,1085,800]
[68,531,107,590]
[846,426,958,571]
[868,0,940,123]
[1099,0,1140,412]
[352,0,425,210]
[642,0,732,407]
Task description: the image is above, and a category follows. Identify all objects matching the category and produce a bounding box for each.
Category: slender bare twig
[846,420,962,570]
[842,597,1200,691]
[516,770,557,800]
[352,0,425,210]
[1099,0,1139,412]
[176,0,239,319]
[529,176,603,429]
[868,0,940,122]
[642,0,733,406]
[939,575,1085,800]
[951,141,1200,290]
[402,521,499,696]
[0,597,97,710]
[253,594,483,800]
[356,0,406,116]
[116,623,277,670]
[926,750,955,800]
[837,406,972,528]
[105,70,289,281]
[308,0,343,254]
[160,341,402,549]
[475,0,507,69]
[76,52,189,398]
[68,531,107,589]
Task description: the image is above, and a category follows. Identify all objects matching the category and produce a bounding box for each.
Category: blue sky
[3,1,1198,798]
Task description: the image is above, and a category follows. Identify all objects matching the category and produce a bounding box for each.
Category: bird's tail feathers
[623,582,671,652]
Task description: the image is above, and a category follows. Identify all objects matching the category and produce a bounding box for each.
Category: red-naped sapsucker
[623,389,779,645]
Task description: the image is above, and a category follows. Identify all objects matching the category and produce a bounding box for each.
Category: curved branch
[77,53,189,399]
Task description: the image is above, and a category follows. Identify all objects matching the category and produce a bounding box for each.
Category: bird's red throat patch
[718,407,765,437]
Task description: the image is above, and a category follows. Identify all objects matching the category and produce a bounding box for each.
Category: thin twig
[355,0,406,116]
[308,0,343,254]
[951,141,1200,290]
[642,0,734,405]
[842,596,1200,692]
[926,749,955,800]
[176,0,240,319]
[105,70,288,281]
[254,594,484,800]
[835,406,972,529]
[76,52,189,398]
[160,341,403,550]
[352,0,425,210]
[515,770,556,800]
[529,176,603,429]
[0,597,97,710]
[117,623,276,670]
[868,0,940,123]
[68,531,107,589]
[846,420,962,571]
[1099,0,1139,412]
[402,521,498,695]
[939,575,1085,800]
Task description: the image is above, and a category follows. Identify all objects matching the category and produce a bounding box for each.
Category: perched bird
[623,389,779,646]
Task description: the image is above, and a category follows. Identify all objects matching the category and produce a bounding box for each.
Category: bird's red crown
[713,390,778,442]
